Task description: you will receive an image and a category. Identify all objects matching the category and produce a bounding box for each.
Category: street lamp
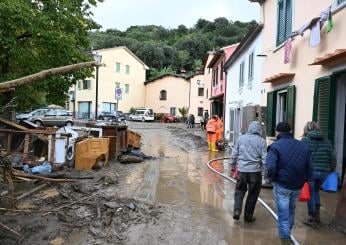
[93,52,102,120]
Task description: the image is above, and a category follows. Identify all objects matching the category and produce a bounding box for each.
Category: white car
[129,109,154,122]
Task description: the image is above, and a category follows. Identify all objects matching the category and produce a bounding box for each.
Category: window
[170,107,176,116]
[102,102,115,112]
[266,86,295,136]
[198,88,204,96]
[248,52,254,83]
[160,90,167,100]
[277,0,293,46]
[220,62,224,80]
[198,107,203,117]
[125,84,129,94]
[126,65,130,74]
[78,80,91,90]
[239,62,245,88]
[115,82,120,88]
[206,88,208,99]
[276,90,288,124]
[116,62,120,73]
[45,110,57,116]
[338,0,346,5]
[215,67,219,86]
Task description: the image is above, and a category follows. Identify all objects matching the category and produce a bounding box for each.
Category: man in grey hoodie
[231,121,267,222]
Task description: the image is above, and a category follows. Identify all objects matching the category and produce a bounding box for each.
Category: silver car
[29,109,73,127]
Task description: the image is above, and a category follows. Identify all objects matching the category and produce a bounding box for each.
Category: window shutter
[277,0,285,45]
[313,76,336,144]
[284,0,293,40]
[286,85,296,133]
[77,81,81,90]
[266,91,277,137]
[87,80,92,90]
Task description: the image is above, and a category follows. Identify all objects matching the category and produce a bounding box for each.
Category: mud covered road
[1,122,345,244]
[126,122,345,245]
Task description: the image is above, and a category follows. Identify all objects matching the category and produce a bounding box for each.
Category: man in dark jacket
[231,121,267,222]
[266,122,313,245]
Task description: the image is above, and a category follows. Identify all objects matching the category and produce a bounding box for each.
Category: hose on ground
[206,157,300,245]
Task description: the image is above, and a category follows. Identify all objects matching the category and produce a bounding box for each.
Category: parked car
[129,108,154,122]
[29,109,73,127]
[163,114,178,123]
[98,111,125,122]
[16,108,50,121]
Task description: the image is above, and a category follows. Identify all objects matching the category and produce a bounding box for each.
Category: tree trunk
[0,61,98,93]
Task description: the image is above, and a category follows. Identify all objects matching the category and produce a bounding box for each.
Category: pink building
[207,44,238,118]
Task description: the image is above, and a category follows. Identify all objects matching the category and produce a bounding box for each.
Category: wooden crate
[127,130,141,149]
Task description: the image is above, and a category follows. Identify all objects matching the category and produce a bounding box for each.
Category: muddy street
[126,122,345,245]
[1,122,345,245]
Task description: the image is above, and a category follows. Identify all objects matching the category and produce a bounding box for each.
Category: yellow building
[68,46,149,119]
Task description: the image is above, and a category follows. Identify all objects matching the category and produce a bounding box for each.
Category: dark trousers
[234,172,262,219]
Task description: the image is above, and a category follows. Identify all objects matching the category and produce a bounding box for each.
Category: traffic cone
[298,182,310,202]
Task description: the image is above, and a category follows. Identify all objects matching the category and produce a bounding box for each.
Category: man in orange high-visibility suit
[206,115,218,152]
[215,116,224,142]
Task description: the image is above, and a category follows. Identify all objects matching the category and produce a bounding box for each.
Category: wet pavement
[126,122,345,245]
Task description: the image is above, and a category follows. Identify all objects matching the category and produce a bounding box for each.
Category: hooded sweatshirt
[231,121,267,172]
[301,130,336,172]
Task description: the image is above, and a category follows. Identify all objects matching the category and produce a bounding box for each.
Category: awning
[263,73,295,84]
[309,49,346,66]
[209,94,224,101]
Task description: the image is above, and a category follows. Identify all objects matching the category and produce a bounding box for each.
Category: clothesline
[284,3,335,64]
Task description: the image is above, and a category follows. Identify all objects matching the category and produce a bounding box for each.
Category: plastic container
[298,182,310,202]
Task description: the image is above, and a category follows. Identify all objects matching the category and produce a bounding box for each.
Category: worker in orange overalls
[215,116,224,142]
[206,115,218,152]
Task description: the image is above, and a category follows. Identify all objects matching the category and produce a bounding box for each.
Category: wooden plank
[0,118,28,131]
[23,134,30,162]
[7,133,12,154]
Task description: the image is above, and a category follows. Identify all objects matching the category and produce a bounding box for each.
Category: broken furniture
[98,125,128,160]
[74,138,109,170]
[127,130,141,149]
[0,118,57,163]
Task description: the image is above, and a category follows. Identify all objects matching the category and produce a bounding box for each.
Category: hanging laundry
[327,7,334,33]
[310,21,321,47]
[296,17,320,36]
[284,38,292,64]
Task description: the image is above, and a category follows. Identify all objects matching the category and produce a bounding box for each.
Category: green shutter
[286,85,296,133]
[77,81,81,90]
[313,76,336,144]
[267,91,277,137]
[284,0,292,40]
[277,0,293,46]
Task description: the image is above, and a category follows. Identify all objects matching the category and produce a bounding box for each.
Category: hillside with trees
[90,18,257,79]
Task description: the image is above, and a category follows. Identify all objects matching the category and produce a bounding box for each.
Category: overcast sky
[92,0,260,31]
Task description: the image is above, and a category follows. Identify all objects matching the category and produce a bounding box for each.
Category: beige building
[189,72,211,122]
[144,74,190,116]
[144,71,211,121]
[250,0,346,176]
[68,46,149,119]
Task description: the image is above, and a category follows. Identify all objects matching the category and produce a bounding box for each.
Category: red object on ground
[298,182,311,202]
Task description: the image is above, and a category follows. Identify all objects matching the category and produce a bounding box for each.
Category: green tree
[0,0,103,110]
[178,107,189,121]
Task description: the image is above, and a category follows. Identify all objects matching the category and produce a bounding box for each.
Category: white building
[224,24,265,144]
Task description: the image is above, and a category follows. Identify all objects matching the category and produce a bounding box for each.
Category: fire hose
[206,157,300,245]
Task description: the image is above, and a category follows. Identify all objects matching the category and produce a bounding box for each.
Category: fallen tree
[0,61,98,93]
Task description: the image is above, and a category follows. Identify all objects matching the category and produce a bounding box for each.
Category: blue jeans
[273,183,301,239]
[307,171,329,216]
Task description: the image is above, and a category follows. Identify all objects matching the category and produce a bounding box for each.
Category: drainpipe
[223,70,228,138]
[188,77,191,111]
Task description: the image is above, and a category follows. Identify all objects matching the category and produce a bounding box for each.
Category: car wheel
[65,121,73,127]
[34,120,42,126]
[98,116,104,120]
[141,117,145,122]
